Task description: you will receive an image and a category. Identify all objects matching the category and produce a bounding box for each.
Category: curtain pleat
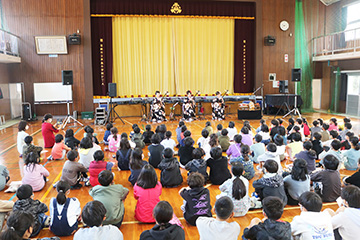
[112,16,234,96]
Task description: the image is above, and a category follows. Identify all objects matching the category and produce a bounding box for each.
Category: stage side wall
[2,0,93,117]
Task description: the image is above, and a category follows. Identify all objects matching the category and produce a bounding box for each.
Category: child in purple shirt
[241,126,253,146]
[226,135,242,159]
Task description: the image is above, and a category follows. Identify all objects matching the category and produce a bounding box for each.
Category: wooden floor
[0,112,357,239]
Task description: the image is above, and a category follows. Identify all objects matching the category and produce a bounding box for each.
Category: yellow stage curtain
[112,17,175,96]
[173,18,234,95]
[112,16,234,96]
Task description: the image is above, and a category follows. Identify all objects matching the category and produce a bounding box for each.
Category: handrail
[311,27,360,41]
[0,28,20,57]
[0,28,20,38]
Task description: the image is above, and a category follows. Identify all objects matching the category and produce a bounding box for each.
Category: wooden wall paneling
[3,0,92,117]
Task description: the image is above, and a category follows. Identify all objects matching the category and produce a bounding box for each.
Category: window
[345,2,360,41]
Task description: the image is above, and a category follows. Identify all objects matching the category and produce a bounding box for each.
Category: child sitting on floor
[258,143,282,173]
[243,196,291,240]
[250,134,265,163]
[13,184,49,237]
[103,123,113,145]
[343,158,360,188]
[158,148,183,187]
[227,121,237,141]
[256,119,265,133]
[22,152,49,191]
[252,160,287,207]
[319,139,343,167]
[73,201,123,239]
[107,127,120,152]
[340,122,352,141]
[286,132,303,161]
[161,131,176,152]
[240,126,253,146]
[176,121,185,146]
[131,126,145,149]
[207,147,232,185]
[185,148,208,181]
[216,123,223,137]
[342,136,360,171]
[312,132,324,159]
[140,201,185,240]
[218,129,230,152]
[217,162,251,217]
[196,196,240,240]
[89,150,114,187]
[148,134,165,168]
[134,165,162,223]
[226,134,242,160]
[49,134,71,160]
[295,141,317,173]
[259,124,271,145]
[17,120,29,157]
[204,121,213,135]
[325,185,360,240]
[90,170,129,227]
[50,180,80,236]
[143,124,154,145]
[84,125,99,145]
[116,138,132,170]
[310,120,322,140]
[178,137,195,167]
[128,148,148,186]
[311,155,341,202]
[180,129,191,147]
[61,150,88,189]
[22,136,43,160]
[197,129,209,149]
[179,172,212,226]
[0,164,9,191]
[64,129,80,150]
[291,191,334,240]
[230,145,255,180]
[322,123,331,142]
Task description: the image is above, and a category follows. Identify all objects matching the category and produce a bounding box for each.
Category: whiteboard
[34,82,72,102]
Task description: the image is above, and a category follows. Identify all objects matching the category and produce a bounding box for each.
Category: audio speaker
[108,83,117,97]
[62,70,73,85]
[291,68,302,82]
[279,80,289,93]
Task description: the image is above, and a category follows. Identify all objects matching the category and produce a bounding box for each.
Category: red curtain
[91,17,113,96]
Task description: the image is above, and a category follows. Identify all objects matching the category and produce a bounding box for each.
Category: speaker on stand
[107,83,124,124]
[61,70,84,128]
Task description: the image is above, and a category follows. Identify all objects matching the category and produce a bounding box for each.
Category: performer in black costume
[151,91,166,122]
[183,90,196,121]
[211,91,225,120]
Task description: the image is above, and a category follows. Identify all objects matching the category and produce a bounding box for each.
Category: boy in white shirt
[74,200,123,240]
[196,196,240,240]
[226,121,238,141]
[291,191,334,240]
[197,129,210,149]
[325,185,360,240]
[160,131,176,152]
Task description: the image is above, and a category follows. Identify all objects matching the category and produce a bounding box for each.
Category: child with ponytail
[343,136,360,171]
[50,180,80,236]
[107,127,120,152]
[230,144,255,180]
[0,211,60,240]
[217,162,251,217]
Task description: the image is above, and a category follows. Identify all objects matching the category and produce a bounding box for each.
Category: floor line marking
[0,129,42,157]
[40,171,62,202]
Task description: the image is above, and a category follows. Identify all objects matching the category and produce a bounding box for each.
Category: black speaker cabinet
[291,68,302,82]
[62,70,73,85]
[108,83,117,97]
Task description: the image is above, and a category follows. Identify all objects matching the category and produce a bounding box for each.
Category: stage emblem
[171,2,182,14]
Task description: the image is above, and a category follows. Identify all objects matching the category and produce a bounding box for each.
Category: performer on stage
[151,91,166,122]
[212,91,225,120]
[183,90,196,121]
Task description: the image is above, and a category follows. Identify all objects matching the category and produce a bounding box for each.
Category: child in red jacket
[89,150,114,187]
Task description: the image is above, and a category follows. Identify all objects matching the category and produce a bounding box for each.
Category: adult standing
[41,113,61,148]
[211,91,225,120]
[183,90,196,122]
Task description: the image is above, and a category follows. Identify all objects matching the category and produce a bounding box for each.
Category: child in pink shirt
[22,152,50,191]
[134,164,162,223]
[328,117,339,132]
[50,134,71,160]
[107,127,121,152]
